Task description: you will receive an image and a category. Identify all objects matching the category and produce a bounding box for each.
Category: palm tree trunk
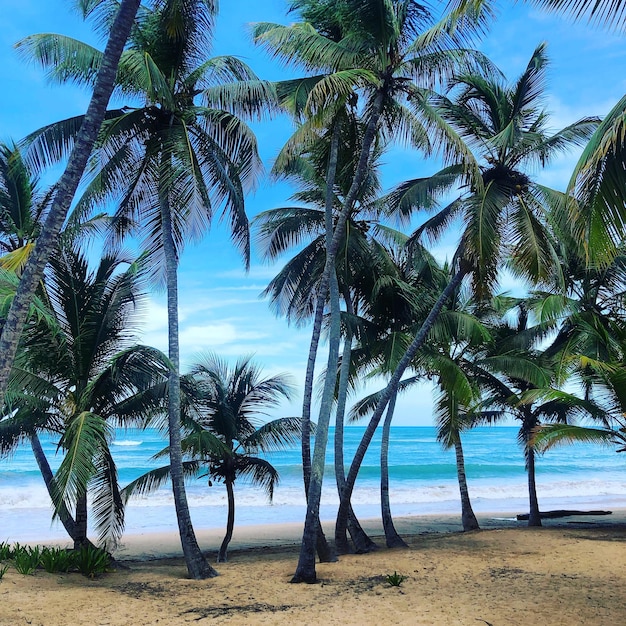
[160,194,217,579]
[335,268,466,543]
[292,268,342,580]
[526,443,542,527]
[218,479,235,563]
[0,0,141,401]
[74,492,89,549]
[29,433,79,542]
[293,91,386,584]
[334,318,376,554]
[454,438,479,531]
[380,388,408,548]
[298,122,341,565]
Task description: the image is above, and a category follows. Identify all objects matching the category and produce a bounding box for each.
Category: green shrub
[12,545,41,576]
[385,571,407,587]
[0,542,13,561]
[73,544,110,578]
[0,563,9,581]
[40,546,75,573]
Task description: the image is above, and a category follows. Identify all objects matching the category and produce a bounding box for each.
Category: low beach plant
[12,545,41,575]
[0,542,13,561]
[0,563,9,581]
[40,546,75,573]
[385,571,407,587]
[74,544,111,578]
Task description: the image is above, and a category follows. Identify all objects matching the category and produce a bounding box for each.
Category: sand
[1,511,625,625]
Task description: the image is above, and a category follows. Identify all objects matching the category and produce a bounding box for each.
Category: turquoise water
[1,426,624,542]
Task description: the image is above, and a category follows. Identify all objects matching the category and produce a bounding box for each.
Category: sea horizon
[1,425,625,544]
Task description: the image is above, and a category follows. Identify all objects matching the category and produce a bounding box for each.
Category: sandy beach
[1,511,625,625]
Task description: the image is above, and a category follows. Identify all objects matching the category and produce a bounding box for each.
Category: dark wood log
[516,509,612,520]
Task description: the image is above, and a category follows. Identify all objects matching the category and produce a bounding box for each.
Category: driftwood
[516,509,612,521]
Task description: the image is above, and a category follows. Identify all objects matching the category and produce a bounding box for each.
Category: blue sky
[1,0,625,425]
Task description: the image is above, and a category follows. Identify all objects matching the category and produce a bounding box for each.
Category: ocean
[1,426,625,543]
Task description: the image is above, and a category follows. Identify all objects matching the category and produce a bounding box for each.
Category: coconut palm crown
[124,354,301,562]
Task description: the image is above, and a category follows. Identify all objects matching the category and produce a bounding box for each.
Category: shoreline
[22,508,626,561]
[114,507,626,561]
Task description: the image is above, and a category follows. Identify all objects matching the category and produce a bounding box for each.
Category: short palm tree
[0,247,169,548]
[124,354,301,562]
[472,300,608,526]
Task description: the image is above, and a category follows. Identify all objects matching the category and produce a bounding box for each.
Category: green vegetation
[0,0,625,584]
[0,543,111,578]
[385,571,407,587]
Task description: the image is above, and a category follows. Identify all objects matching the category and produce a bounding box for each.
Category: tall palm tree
[255,0,492,582]
[20,0,265,579]
[0,248,169,548]
[124,354,301,562]
[255,115,389,553]
[335,42,599,545]
[0,0,142,404]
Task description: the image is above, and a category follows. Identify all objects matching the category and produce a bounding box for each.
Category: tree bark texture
[380,389,408,548]
[161,195,217,579]
[454,438,479,531]
[30,433,79,542]
[293,92,386,584]
[333,297,376,554]
[291,269,342,582]
[74,492,89,549]
[218,479,235,562]
[526,440,542,527]
[0,0,142,402]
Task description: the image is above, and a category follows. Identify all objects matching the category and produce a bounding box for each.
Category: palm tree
[255,116,390,554]
[255,0,492,582]
[528,195,626,460]
[0,0,142,404]
[470,299,609,526]
[20,0,265,579]
[335,42,599,546]
[0,248,169,548]
[421,283,494,532]
[124,354,301,562]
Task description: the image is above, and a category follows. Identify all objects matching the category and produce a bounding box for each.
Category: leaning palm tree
[334,42,600,546]
[0,0,142,404]
[0,248,170,548]
[124,354,301,562]
[20,0,266,579]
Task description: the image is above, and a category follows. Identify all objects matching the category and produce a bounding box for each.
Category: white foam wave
[112,440,143,447]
